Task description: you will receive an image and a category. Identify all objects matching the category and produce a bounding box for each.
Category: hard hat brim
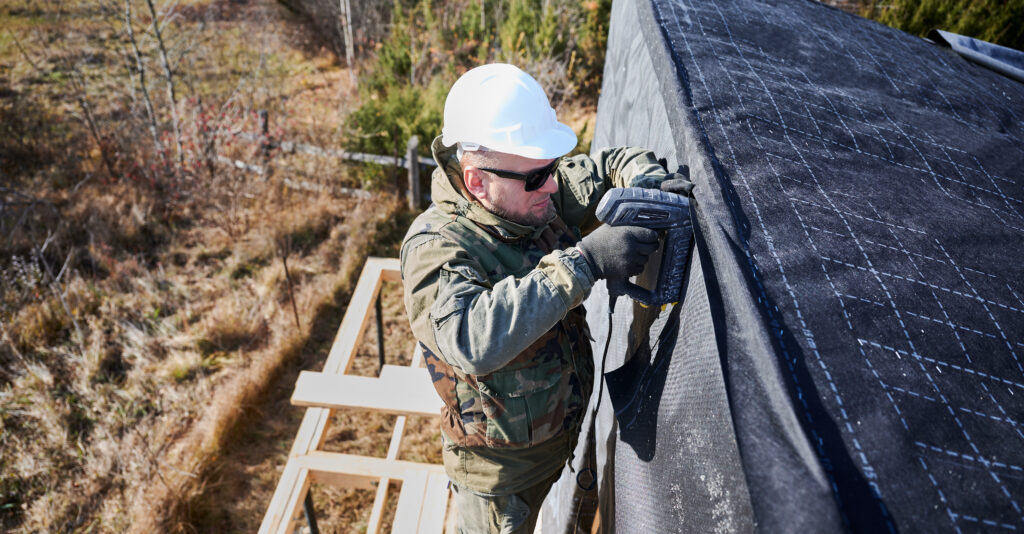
[509,121,579,159]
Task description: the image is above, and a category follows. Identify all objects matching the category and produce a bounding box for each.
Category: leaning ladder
[259,257,451,533]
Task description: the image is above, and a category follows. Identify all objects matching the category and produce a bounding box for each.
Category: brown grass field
[0,0,425,530]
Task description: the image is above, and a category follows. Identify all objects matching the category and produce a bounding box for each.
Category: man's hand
[578,225,660,279]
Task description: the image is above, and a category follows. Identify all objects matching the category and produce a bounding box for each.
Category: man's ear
[463,166,487,200]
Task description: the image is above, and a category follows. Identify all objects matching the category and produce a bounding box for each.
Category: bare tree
[339,0,356,83]
[289,0,391,64]
[123,0,170,171]
[145,0,185,171]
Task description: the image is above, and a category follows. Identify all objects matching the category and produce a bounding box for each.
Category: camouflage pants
[451,470,563,534]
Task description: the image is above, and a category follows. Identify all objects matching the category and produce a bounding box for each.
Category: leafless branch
[54,246,76,286]
[279,242,301,331]
[124,0,169,172]
[9,31,44,72]
[155,0,183,35]
[69,69,120,181]
[36,232,85,358]
[145,0,184,171]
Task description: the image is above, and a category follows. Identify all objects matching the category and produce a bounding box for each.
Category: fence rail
[236,132,437,169]
[223,111,435,209]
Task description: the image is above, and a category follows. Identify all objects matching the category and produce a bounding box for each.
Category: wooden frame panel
[259,258,449,534]
[290,367,442,416]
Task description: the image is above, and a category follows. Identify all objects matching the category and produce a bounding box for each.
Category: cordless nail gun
[575,187,695,494]
[594,187,694,308]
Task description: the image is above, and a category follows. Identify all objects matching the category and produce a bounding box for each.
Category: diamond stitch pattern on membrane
[542,0,1024,532]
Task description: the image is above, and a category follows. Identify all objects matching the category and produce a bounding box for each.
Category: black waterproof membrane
[541,0,1024,532]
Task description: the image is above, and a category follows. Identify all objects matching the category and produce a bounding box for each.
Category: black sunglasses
[478,158,560,192]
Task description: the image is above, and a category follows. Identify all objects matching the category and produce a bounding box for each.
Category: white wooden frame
[259,257,449,534]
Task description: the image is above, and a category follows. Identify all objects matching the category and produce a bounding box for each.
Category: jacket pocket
[454,377,488,444]
[476,359,566,447]
[429,263,491,332]
[430,267,472,362]
[429,267,467,323]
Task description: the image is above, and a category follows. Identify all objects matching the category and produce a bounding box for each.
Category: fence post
[406,135,420,210]
[258,109,270,177]
[376,292,385,373]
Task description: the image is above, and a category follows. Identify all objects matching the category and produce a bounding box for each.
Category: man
[401,63,683,533]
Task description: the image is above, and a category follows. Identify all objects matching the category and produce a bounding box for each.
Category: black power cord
[573,302,616,533]
[592,301,616,422]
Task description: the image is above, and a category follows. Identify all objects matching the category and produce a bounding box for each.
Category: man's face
[465,152,559,227]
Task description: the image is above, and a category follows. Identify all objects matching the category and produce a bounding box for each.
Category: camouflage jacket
[401,136,666,450]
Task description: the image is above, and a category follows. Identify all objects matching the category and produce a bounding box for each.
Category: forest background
[1,0,1019,531]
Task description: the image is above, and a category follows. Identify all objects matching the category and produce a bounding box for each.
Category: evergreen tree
[861,0,1024,51]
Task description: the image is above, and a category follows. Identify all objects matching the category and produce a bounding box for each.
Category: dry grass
[172,221,437,533]
[0,0,423,531]
[143,194,406,533]
[1,0,600,531]
[2,181,408,531]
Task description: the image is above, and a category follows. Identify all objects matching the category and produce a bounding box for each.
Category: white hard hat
[442,64,577,160]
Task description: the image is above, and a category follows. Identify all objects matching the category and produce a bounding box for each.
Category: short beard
[490,200,556,228]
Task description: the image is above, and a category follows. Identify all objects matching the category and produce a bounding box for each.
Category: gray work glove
[578,225,660,280]
[659,168,694,197]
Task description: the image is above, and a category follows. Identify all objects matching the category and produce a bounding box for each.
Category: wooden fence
[223,111,436,210]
